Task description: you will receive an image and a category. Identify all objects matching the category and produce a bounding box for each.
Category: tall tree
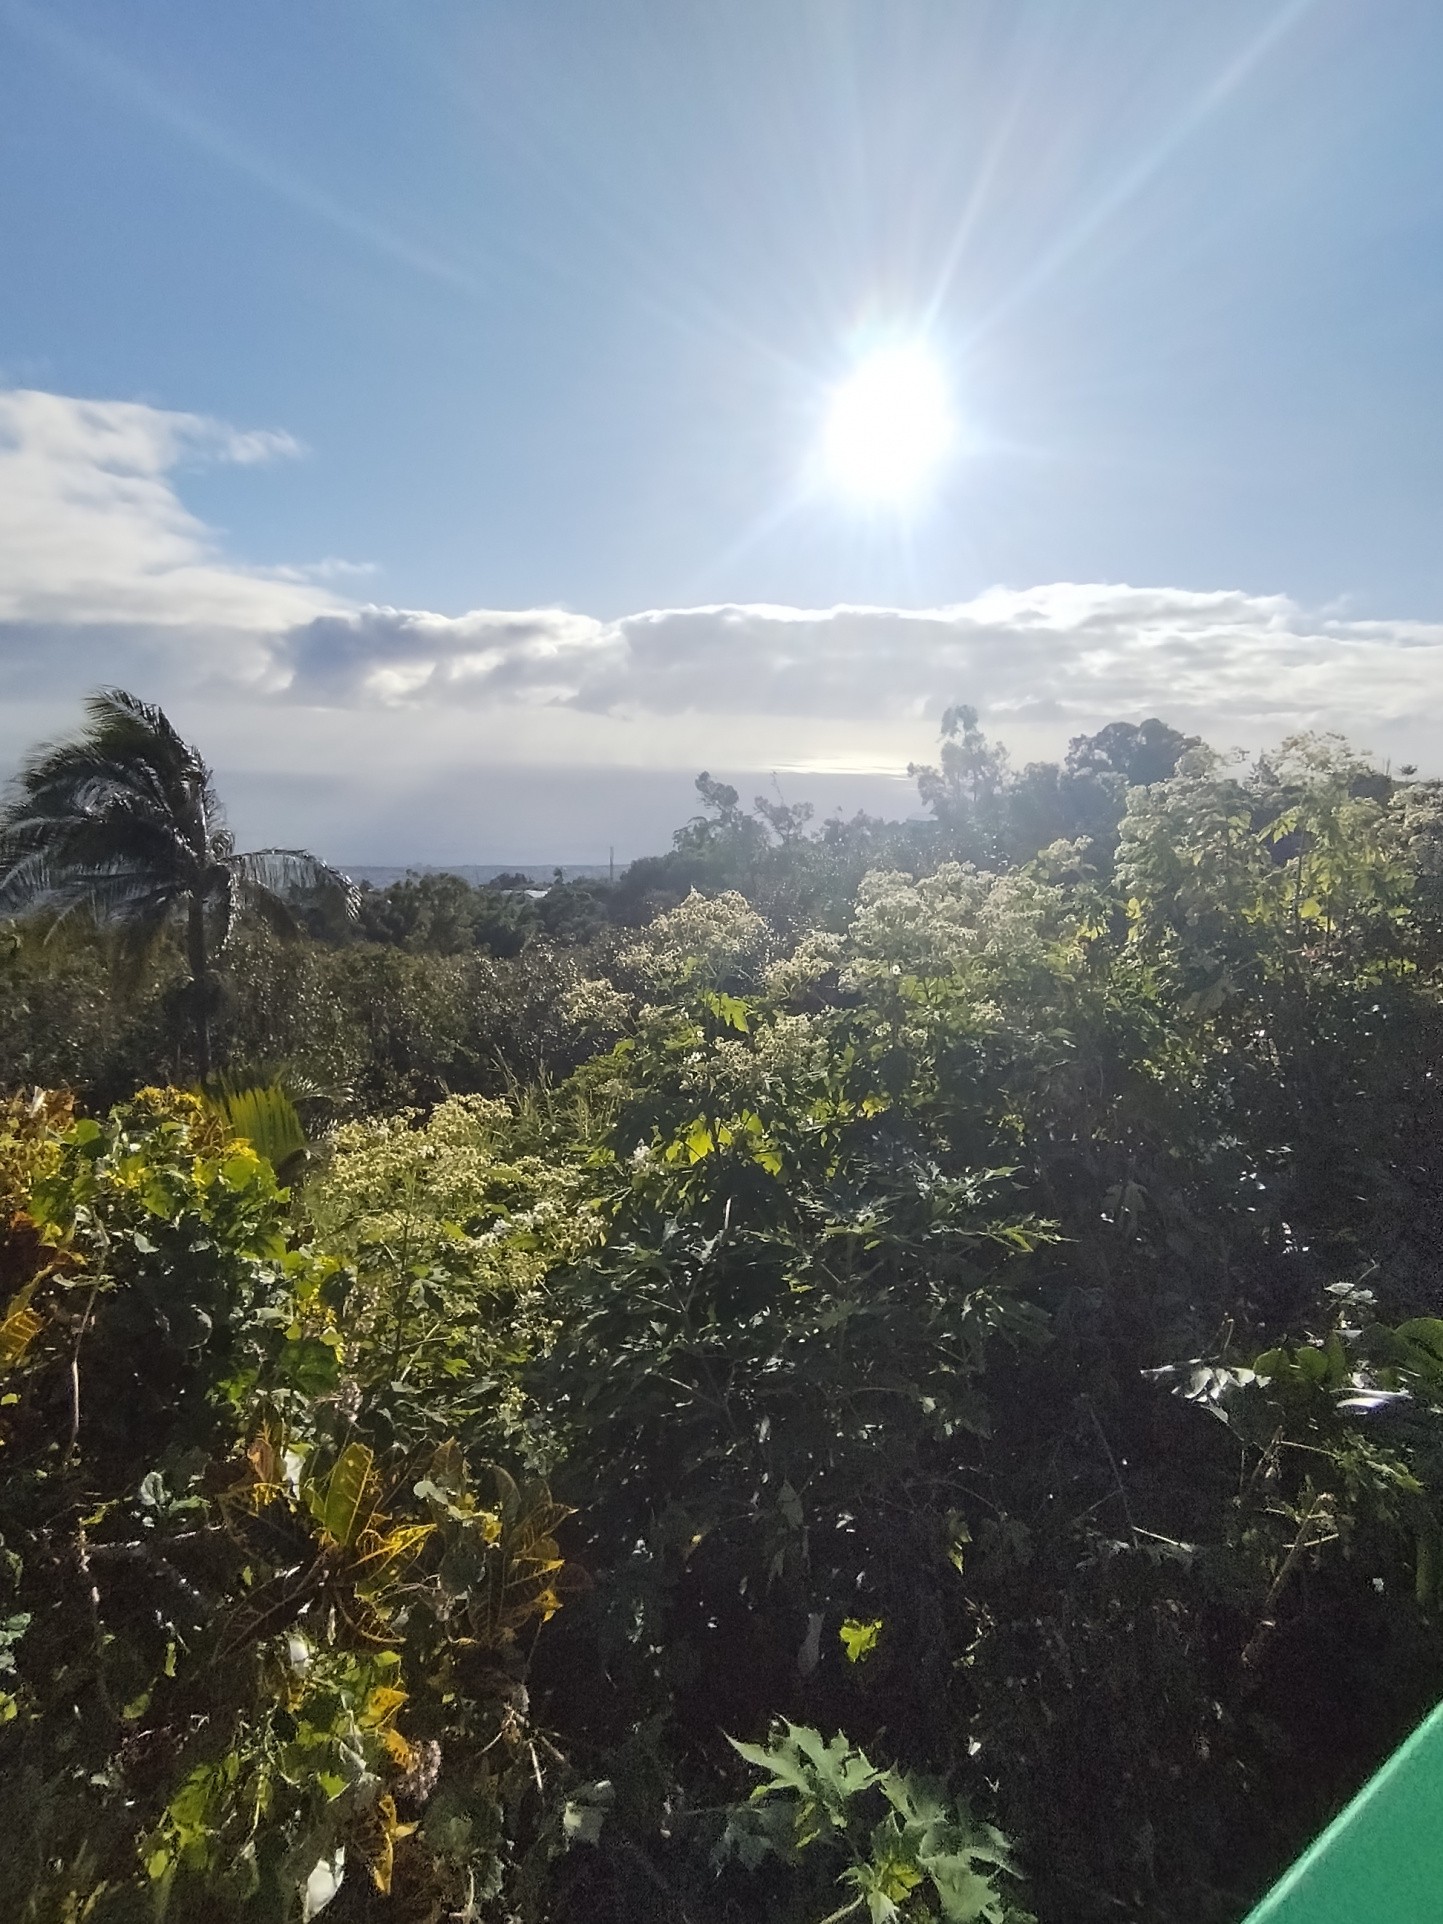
[909,703,1013,862]
[0,689,355,1075]
[1065,716,1199,788]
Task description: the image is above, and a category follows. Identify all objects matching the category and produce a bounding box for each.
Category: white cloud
[2,385,1442,823]
[0,388,337,636]
[271,587,1443,758]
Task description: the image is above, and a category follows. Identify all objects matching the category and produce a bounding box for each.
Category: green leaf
[1293,1345,1329,1384]
[1395,1319,1443,1381]
[704,990,752,1032]
[221,1153,259,1192]
[561,1779,614,1848]
[928,1854,1009,1923]
[278,1336,343,1396]
[0,1613,31,1678]
[208,1081,308,1180]
[317,1443,374,1547]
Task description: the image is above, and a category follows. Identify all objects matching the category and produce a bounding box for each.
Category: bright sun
[821,344,954,503]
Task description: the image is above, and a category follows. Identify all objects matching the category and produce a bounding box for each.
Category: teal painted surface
[1243,1700,1443,1922]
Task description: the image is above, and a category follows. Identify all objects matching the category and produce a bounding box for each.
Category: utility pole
[609,844,614,884]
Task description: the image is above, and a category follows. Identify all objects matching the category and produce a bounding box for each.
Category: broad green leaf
[928,1855,1009,1923]
[220,1151,261,1191]
[1293,1345,1329,1384]
[317,1443,374,1547]
[561,1780,614,1847]
[1396,1319,1443,1380]
[278,1336,342,1396]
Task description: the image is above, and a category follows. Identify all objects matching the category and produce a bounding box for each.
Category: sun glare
[821,344,954,504]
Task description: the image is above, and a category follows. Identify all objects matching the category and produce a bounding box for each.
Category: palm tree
[0,689,356,1076]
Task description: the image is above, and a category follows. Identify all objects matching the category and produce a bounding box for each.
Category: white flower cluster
[561,976,632,1036]
[1394,781,1443,878]
[617,889,771,991]
[676,1011,827,1111]
[842,863,1070,987]
[754,1010,828,1083]
[679,1036,766,1108]
[308,1094,600,1300]
[763,930,844,1002]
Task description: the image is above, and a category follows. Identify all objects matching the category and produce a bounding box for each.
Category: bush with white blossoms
[307,1092,601,1304]
[762,928,845,1002]
[842,861,1088,1005]
[562,974,632,1038]
[616,887,772,992]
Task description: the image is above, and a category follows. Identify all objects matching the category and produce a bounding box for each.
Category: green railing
[1244,1700,1443,1921]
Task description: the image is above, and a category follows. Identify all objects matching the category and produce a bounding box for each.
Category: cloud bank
[0,386,1439,855]
[272,590,1443,746]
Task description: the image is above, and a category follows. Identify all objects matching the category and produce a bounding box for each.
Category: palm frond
[33,864,182,923]
[0,691,217,920]
[203,1077,310,1183]
[2,814,190,891]
[207,1057,341,1108]
[230,849,359,921]
[0,847,56,912]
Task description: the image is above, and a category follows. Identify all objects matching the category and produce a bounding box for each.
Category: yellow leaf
[317,1442,375,1546]
[0,1289,44,1371]
[353,1521,434,1586]
[839,1617,884,1664]
[361,1685,408,1729]
[353,1792,415,1895]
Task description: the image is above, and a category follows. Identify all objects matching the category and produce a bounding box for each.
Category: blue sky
[1,0,1441,860]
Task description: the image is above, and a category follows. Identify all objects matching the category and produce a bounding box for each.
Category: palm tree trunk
[186,893,212,1081]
